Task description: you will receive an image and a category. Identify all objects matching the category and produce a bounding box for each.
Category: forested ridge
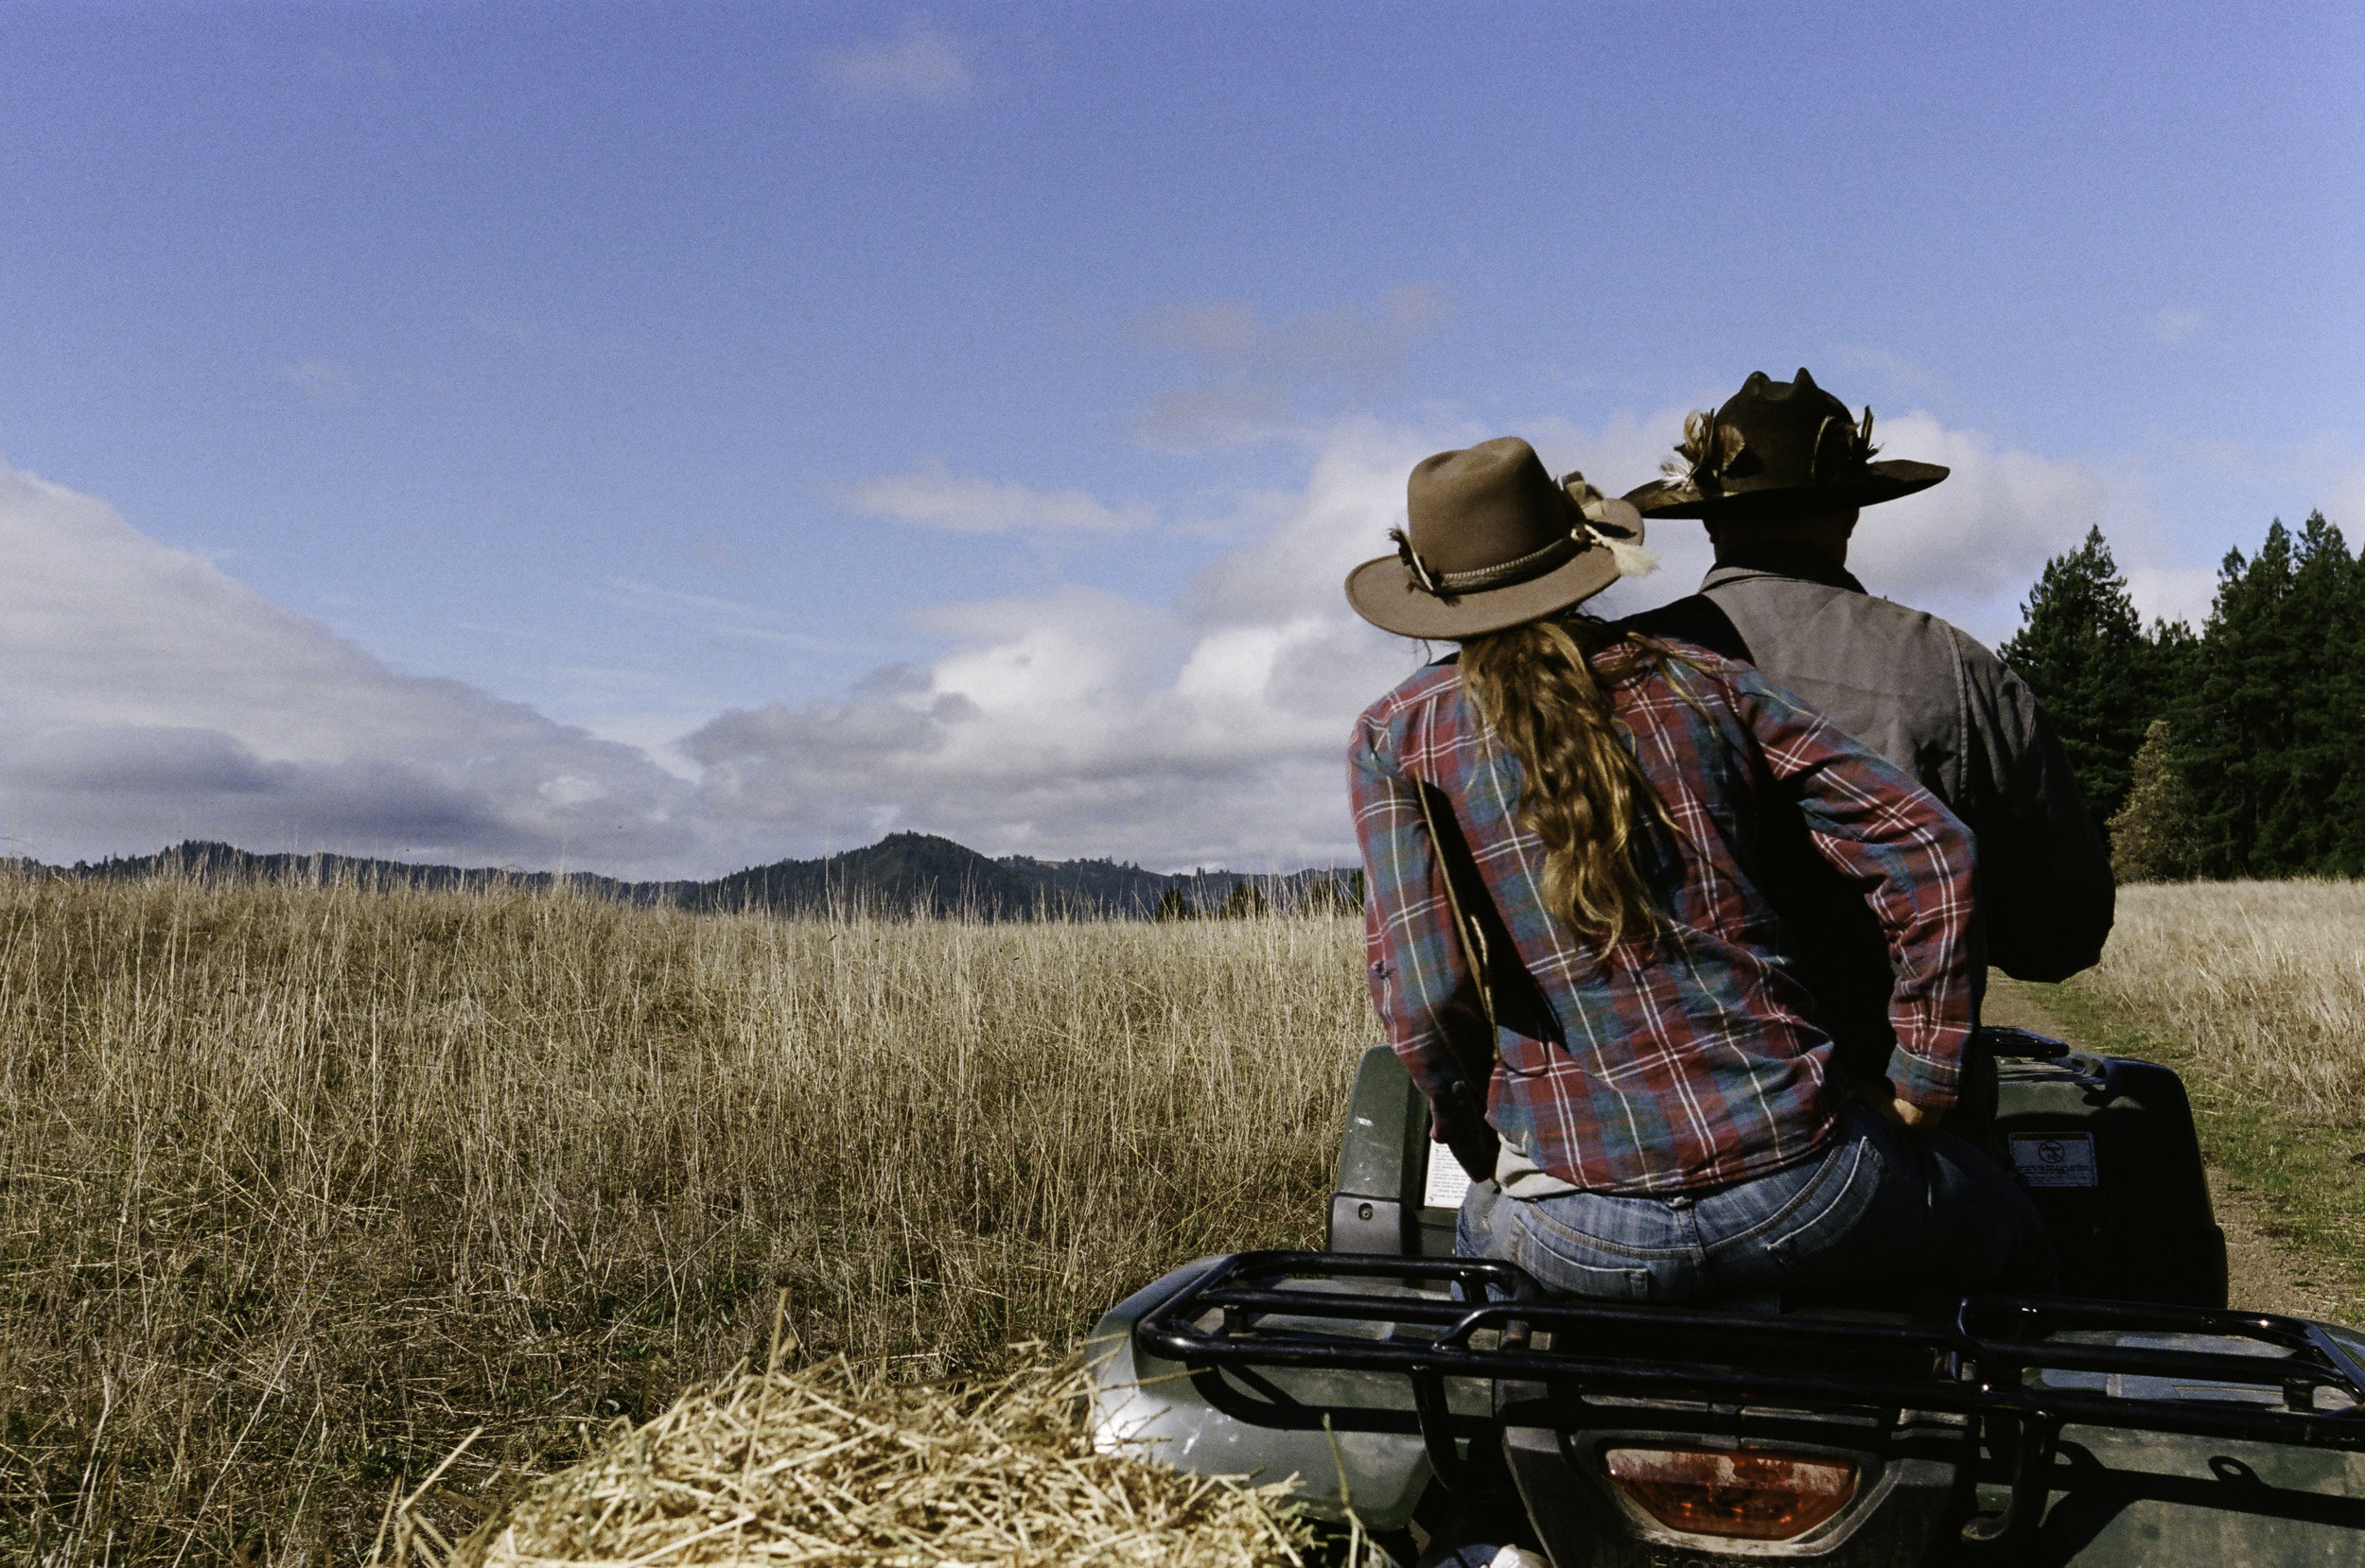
[2003,510,2361,880]
[16,831,1359,918]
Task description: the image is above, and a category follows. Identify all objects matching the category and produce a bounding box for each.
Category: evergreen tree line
[1152,874,1364,919]
[1999,511,2361,881]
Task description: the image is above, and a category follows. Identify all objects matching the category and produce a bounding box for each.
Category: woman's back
[1352,636,1975,1195]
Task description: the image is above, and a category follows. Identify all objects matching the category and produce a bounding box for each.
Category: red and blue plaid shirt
[1352,640,1975,1195]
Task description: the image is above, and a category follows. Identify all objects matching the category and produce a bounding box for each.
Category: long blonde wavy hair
[1458,615,1683,952]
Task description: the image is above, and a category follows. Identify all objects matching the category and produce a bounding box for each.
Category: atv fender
[1084,1257,1475,1530]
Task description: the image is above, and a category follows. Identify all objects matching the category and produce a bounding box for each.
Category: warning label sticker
[1424,1152,1473,1209]
[2009,1132,2100,1189]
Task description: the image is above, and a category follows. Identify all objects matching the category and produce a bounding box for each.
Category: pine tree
[2179,521,2301,876]
[1998,528,2154,830]
[2107,720,2195,882]
[2251,513,2354,872]
[1993,509,2364,881]
[2329,526,2365,875]
[2147,615,2201,702]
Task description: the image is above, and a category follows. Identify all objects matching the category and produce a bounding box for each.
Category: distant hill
[19,840,691,904]
[19,833,1359,920]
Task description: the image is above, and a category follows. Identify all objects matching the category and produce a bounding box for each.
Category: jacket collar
[1701,540,1867,596]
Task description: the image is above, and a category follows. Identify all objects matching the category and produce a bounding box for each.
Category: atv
[1085,1029,2365,1565]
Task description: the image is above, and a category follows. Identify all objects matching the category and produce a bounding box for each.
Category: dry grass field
[2061,879,2365,1320]
[16,868,2365,1564]
[0,873,1372,1565]
[2076,880,2365,1123]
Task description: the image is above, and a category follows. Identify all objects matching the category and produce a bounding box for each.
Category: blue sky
[2,3,2359,875]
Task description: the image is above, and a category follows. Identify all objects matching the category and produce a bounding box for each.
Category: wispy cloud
[280,358,358,407]
[1126,286,1453,455]
[814,18,973,111]
[1827,343,1947,397]
[2168,431,2365,519]
[602,577,854,654]
[1130,384,1301,455]
[2181,436,2249,470]
[2335,463,2365,533]
[836,462,1153,534]
[2150,307,2204,344]
[606,578,765,620]
[2125,565,2218,630]
[693,540,745,574]
[469,311,544,345]
[1133,285,1452,383]
[466,311,621,357]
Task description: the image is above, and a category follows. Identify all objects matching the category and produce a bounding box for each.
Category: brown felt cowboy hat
[1345,436,1652,640]
[1622,367,1949,521]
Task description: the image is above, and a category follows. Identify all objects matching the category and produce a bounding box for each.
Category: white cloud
[1577,408,2127,649]
[280,358,357,406]
[1837,411,2113,645]
[1826,344,1946,396]
[1129,383,1301,455]
[1,407,2196,877]
[0,461,711,875]
[682,426,1443,866]
[468,312,543,345]
[2150,307,2204,343]
[682,413,1687,866]
[2333,463,2365,535]
[2125,565,2218,630]
[1540,404,1703,619]
[1127,286,1454,454]
[836,462,1153,534]
[813,18,973,111]
[1134,285,1453,381]
[674,410,1778,866]
[466,311,622,357]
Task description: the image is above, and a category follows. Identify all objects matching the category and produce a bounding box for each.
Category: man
[1624,369,2113,1104]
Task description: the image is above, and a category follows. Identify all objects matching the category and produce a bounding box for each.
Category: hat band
[1390,527,1588,601]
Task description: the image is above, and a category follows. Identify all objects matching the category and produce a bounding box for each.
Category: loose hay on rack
[429,1352,1342,1568]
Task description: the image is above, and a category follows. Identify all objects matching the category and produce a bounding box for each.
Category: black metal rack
[1132,1251,2365,1542]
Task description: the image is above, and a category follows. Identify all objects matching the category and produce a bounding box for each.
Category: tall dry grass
[0,873,1372,1564]
[2078,880,2365,1124]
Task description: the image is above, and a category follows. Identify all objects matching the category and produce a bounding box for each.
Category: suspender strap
[1412,779,1503,1116]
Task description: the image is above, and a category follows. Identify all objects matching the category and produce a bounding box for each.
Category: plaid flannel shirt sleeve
[1719,665,1979,1112]
[1349,709,1486,1142]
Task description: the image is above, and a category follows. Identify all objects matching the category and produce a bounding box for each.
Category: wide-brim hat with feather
[1621,367,1949,521]
[1345,436,1653,640]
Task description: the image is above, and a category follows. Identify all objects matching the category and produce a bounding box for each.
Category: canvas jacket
[1627,544,2113,1078]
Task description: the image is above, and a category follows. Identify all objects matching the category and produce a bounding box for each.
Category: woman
[1345,436,2050,1305]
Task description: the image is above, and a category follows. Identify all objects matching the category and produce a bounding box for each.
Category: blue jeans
[1458,1103,2056,1305]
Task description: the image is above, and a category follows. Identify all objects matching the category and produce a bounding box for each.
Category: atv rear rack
[1133,1251,2365,1542]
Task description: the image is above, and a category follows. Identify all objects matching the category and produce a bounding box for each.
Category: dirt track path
[1984,974,2345,1321]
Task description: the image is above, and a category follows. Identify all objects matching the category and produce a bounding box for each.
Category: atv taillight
[1603,1445,1857,1540]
